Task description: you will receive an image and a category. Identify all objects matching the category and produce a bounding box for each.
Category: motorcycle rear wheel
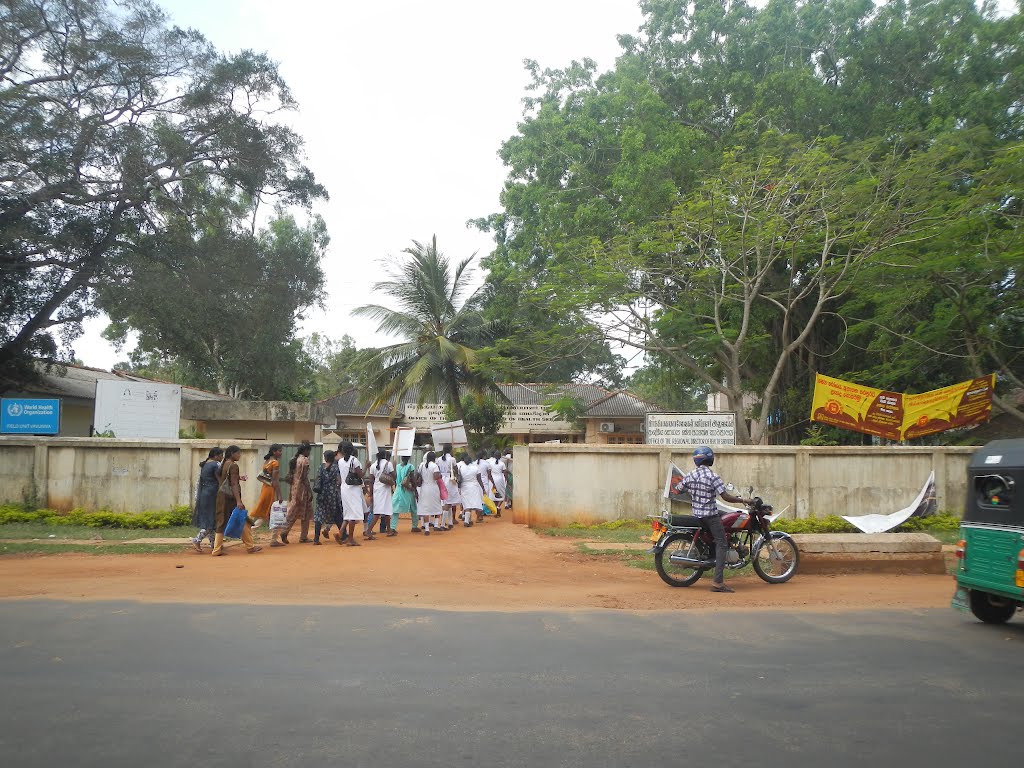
[654,532,707,587]
[752,531,799,584]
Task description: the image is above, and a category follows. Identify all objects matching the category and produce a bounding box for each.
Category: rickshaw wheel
[969,590,1018,624]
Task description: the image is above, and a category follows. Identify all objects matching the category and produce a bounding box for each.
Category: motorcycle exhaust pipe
[668,552,715,567]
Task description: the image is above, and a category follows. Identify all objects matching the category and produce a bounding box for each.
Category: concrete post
[513,445,529,526]
[795,447,811,519]
[32,443,49,508]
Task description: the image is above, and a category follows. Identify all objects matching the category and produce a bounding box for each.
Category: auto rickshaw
[951,439,1024,624]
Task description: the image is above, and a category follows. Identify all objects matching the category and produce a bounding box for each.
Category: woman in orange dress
[250,444,283,529]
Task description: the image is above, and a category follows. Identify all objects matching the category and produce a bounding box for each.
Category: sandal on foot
[710,584,735,593]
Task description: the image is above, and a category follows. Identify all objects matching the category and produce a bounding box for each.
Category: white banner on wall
[93,380,182,439]
[644,413,736,446]
[403,402,573,432]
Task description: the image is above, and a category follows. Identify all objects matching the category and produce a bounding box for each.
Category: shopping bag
[482,495,497,516]
[437,475,448,502]
[269,501,288,530]
[224,506,248,538]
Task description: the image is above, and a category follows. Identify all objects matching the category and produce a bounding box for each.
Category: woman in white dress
[417,451,443,536]
[436,444,461,531]
[337,440,365,546]
[369,449,396,537]
[458,451,486,525]
[490,450,508,517]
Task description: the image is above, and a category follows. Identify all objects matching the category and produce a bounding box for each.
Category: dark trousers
[704,513,727,584]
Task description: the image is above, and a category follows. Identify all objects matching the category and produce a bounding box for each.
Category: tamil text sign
[645,413,736,446]
[403,402,573,432]
[811,373,995,441]
[1,398,60,434]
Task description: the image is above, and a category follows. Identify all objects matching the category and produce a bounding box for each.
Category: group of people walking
[191,441,513,554]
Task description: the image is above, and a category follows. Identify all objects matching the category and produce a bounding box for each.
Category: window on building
[607,434,643,445]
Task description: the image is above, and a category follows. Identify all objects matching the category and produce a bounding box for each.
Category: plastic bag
[224,506,248,538]
[482,495,497,516]
[269,501,288,530]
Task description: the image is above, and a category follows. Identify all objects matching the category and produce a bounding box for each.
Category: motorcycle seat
[667,513,705,528]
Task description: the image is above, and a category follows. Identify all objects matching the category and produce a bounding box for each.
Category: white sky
[73,0,647,369]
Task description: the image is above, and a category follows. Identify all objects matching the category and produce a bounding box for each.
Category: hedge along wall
[510,444,977,528]
[0,438,276,513]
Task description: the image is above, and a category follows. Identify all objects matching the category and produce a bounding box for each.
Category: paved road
[0,601,1021,767]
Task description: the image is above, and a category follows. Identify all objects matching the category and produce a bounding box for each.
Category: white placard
[366,422,378,462]
[93,380,182,439]
[644,413,736,446]
[392,426,416,458]
[431,420,469,448]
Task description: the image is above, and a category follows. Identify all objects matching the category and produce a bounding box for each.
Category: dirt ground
[0,517,956,612]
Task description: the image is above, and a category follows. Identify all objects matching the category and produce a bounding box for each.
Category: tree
[545,133,957,443]
[304,333,376,400]
[353,237,501,421]
[445,396,508,448]
[99,202,329,399]
[478,0,1024,441]
[0,0,324,385]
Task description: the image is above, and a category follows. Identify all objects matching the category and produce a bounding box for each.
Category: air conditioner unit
[599,422,615,433]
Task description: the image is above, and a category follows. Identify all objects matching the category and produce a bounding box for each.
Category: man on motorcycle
[673,446,749,593]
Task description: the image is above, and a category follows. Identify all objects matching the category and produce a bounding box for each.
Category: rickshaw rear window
[975,475,1015,510]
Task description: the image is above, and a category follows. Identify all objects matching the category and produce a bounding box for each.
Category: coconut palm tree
[352,236,500,421]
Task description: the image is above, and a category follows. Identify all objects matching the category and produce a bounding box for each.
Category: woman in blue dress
[391,454,418,533]
[312,450,342,545]
[191,447,223,551]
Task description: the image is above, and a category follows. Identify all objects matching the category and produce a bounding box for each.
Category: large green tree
[100,200,329,399]
[479,0,1023,441]
[353,237,500,421]
[0,0,324,386]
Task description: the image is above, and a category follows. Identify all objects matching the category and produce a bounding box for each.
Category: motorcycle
[648,492,799,587]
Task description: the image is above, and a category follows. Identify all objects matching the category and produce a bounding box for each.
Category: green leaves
[354,236,500,420]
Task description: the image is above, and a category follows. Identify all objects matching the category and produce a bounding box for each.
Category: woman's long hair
[200,446,223,468]
[264,444,282,461]
[339,440,356,460]
[289,442,311,475]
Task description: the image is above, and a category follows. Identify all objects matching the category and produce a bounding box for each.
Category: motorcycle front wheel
[654,532,707,587]
[752,531,799,584]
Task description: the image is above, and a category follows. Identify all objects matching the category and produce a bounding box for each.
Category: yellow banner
[811,373,995,441]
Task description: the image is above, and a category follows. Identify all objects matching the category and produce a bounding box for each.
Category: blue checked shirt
[675,465,727,517]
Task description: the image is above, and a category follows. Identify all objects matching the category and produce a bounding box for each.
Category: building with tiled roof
[318,383,665,447]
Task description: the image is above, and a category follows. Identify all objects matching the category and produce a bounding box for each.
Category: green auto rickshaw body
[952,439,1024,623]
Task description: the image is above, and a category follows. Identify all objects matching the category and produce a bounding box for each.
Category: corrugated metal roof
[318,382,664,419]
[317,388,397,417]
[6,364,231,403]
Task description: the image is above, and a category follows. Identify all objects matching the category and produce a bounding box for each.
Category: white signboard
[431,419,469,448]
[645,413,736,446]
[403,402,573,432]
[93,380,182,439]
[392,426,416,458]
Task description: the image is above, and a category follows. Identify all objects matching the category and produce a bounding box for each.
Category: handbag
[401,469,414,491]
[312,468,325,495]
[256,468,274,486]
[437,474,448,501]
[344,458,362,486]
[224,506,248,538]
[269,501,288,530]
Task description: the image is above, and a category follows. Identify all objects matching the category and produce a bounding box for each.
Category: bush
[0,505,191,528]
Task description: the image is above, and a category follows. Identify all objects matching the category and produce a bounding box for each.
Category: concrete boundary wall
[511,444,976,528]
[0,438,276,512]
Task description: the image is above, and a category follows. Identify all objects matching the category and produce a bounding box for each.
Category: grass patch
[0,523,196,541]
[0,542,186,556]
[542,513,963,542]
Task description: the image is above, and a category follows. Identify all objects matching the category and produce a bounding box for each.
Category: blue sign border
[1,398,61,435]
